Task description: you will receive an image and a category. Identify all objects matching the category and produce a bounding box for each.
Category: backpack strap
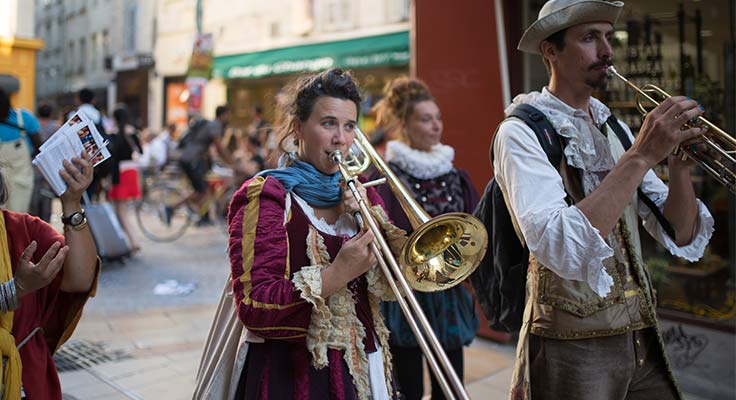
[605,116,677,240]
[507,104,563,170]
[503,104,573,206]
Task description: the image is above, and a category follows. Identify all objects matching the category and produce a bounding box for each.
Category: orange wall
[0,37,43,112]
[412,0,507,191]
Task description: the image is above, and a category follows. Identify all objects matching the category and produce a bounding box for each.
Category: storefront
[114,53,155,128]
[162,76,189,137]
[504,1,735,398]
[212,31,410,136]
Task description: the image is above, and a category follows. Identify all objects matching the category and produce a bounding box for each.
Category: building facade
[151,0,410,136]
[34,0,155,125]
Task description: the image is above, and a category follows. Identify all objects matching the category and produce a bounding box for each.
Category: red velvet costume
[3,210,98,400]
[228,176,399,399]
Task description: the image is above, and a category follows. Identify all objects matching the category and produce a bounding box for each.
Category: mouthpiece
[606,65,624,81]
[330,150,344,164]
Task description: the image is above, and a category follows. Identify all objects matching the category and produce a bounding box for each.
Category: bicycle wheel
[135,184,193,242]
[214,184,238,235]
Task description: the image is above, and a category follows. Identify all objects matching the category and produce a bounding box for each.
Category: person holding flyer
[0,150,100,399]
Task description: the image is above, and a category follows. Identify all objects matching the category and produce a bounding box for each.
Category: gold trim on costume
[247,326,308,332]
[239,176,304,310]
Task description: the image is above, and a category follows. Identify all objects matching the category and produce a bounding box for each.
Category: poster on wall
[187,32,214,79]
[165,81,190,137]
[186,32,214,115]
[185,77,207,115]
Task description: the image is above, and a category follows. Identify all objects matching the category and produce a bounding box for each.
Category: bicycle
[135,163,237,242]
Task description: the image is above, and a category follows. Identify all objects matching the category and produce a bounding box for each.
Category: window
[124,3,137,52]
[79,38,86,74]
[67,41,75,76]
[90,33,97,71]
[322,0,353,32]
[102,30,110,56]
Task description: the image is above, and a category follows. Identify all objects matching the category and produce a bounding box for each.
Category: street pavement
[54,214,519,399]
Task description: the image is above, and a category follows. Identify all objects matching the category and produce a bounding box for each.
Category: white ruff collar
[384,140,454,179]
[504,87,614,174]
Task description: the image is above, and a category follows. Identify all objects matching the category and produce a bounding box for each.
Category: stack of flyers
[32,111,112,196]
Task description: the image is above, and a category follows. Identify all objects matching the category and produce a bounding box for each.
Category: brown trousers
[530,328,679,400]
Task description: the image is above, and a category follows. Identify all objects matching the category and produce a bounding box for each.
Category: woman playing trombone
[227,68,404,399]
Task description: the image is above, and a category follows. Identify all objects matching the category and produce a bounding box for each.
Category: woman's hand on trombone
[340,179,369,215]
[320,229,377,297]
[318,180,377,298]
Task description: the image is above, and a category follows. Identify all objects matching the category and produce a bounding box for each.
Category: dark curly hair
[373,77,434,139]
[274,68,362,153]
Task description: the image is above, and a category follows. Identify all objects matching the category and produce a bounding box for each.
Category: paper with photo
[32,111,111,195]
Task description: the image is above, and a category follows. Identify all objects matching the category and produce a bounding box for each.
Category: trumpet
[330,128,488,400]
[607,66,736,194]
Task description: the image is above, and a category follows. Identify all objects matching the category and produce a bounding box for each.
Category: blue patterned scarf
[257,159,342,208]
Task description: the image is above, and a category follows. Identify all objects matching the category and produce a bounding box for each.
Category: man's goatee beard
[587,77,609,91]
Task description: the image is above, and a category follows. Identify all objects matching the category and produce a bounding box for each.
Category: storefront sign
[214,31,409,80]
[229,57,334,79]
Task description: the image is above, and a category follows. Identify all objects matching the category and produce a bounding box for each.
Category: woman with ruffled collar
[227,68,405,400]
[369,78,480,400]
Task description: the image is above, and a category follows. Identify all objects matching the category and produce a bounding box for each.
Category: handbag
[193,275,251,399]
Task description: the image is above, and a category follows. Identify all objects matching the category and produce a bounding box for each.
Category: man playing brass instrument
[492,0,715,399]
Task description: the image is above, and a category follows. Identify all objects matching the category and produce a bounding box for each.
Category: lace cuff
[365,205,407,302]
[646,199,714,262]
[585,258,615,298]
[292,265,331,368]
[370,205,408,255]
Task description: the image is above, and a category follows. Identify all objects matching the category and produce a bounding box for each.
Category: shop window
[595,4,736,330]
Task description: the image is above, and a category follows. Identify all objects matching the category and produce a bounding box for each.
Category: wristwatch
[61,210,87,229]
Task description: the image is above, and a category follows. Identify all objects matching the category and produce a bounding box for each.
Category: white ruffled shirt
[493,87,714,297]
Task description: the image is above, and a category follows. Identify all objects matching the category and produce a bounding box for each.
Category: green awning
[213,31,409,80]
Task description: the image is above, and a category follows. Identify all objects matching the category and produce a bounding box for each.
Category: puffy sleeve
[493,119,615,297]
[612,122,715,261]
[227,176,311,341]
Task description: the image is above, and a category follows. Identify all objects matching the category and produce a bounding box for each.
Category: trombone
[607,66,736,194]
[330,128,488,400]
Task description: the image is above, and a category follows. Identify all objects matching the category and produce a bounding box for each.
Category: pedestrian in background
[168,106,234,226]
[0,88,42,213]
[75,88,109,200]
[29,103,60,221]
[107,106,142,253]
[370,77,479,400]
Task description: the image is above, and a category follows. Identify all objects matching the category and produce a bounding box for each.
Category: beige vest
[528,160,657,339]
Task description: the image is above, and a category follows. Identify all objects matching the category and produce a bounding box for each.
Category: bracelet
[0,279,20,313]
[63,219,89,232]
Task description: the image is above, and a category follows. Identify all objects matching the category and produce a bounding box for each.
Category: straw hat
[518,0,624,54]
